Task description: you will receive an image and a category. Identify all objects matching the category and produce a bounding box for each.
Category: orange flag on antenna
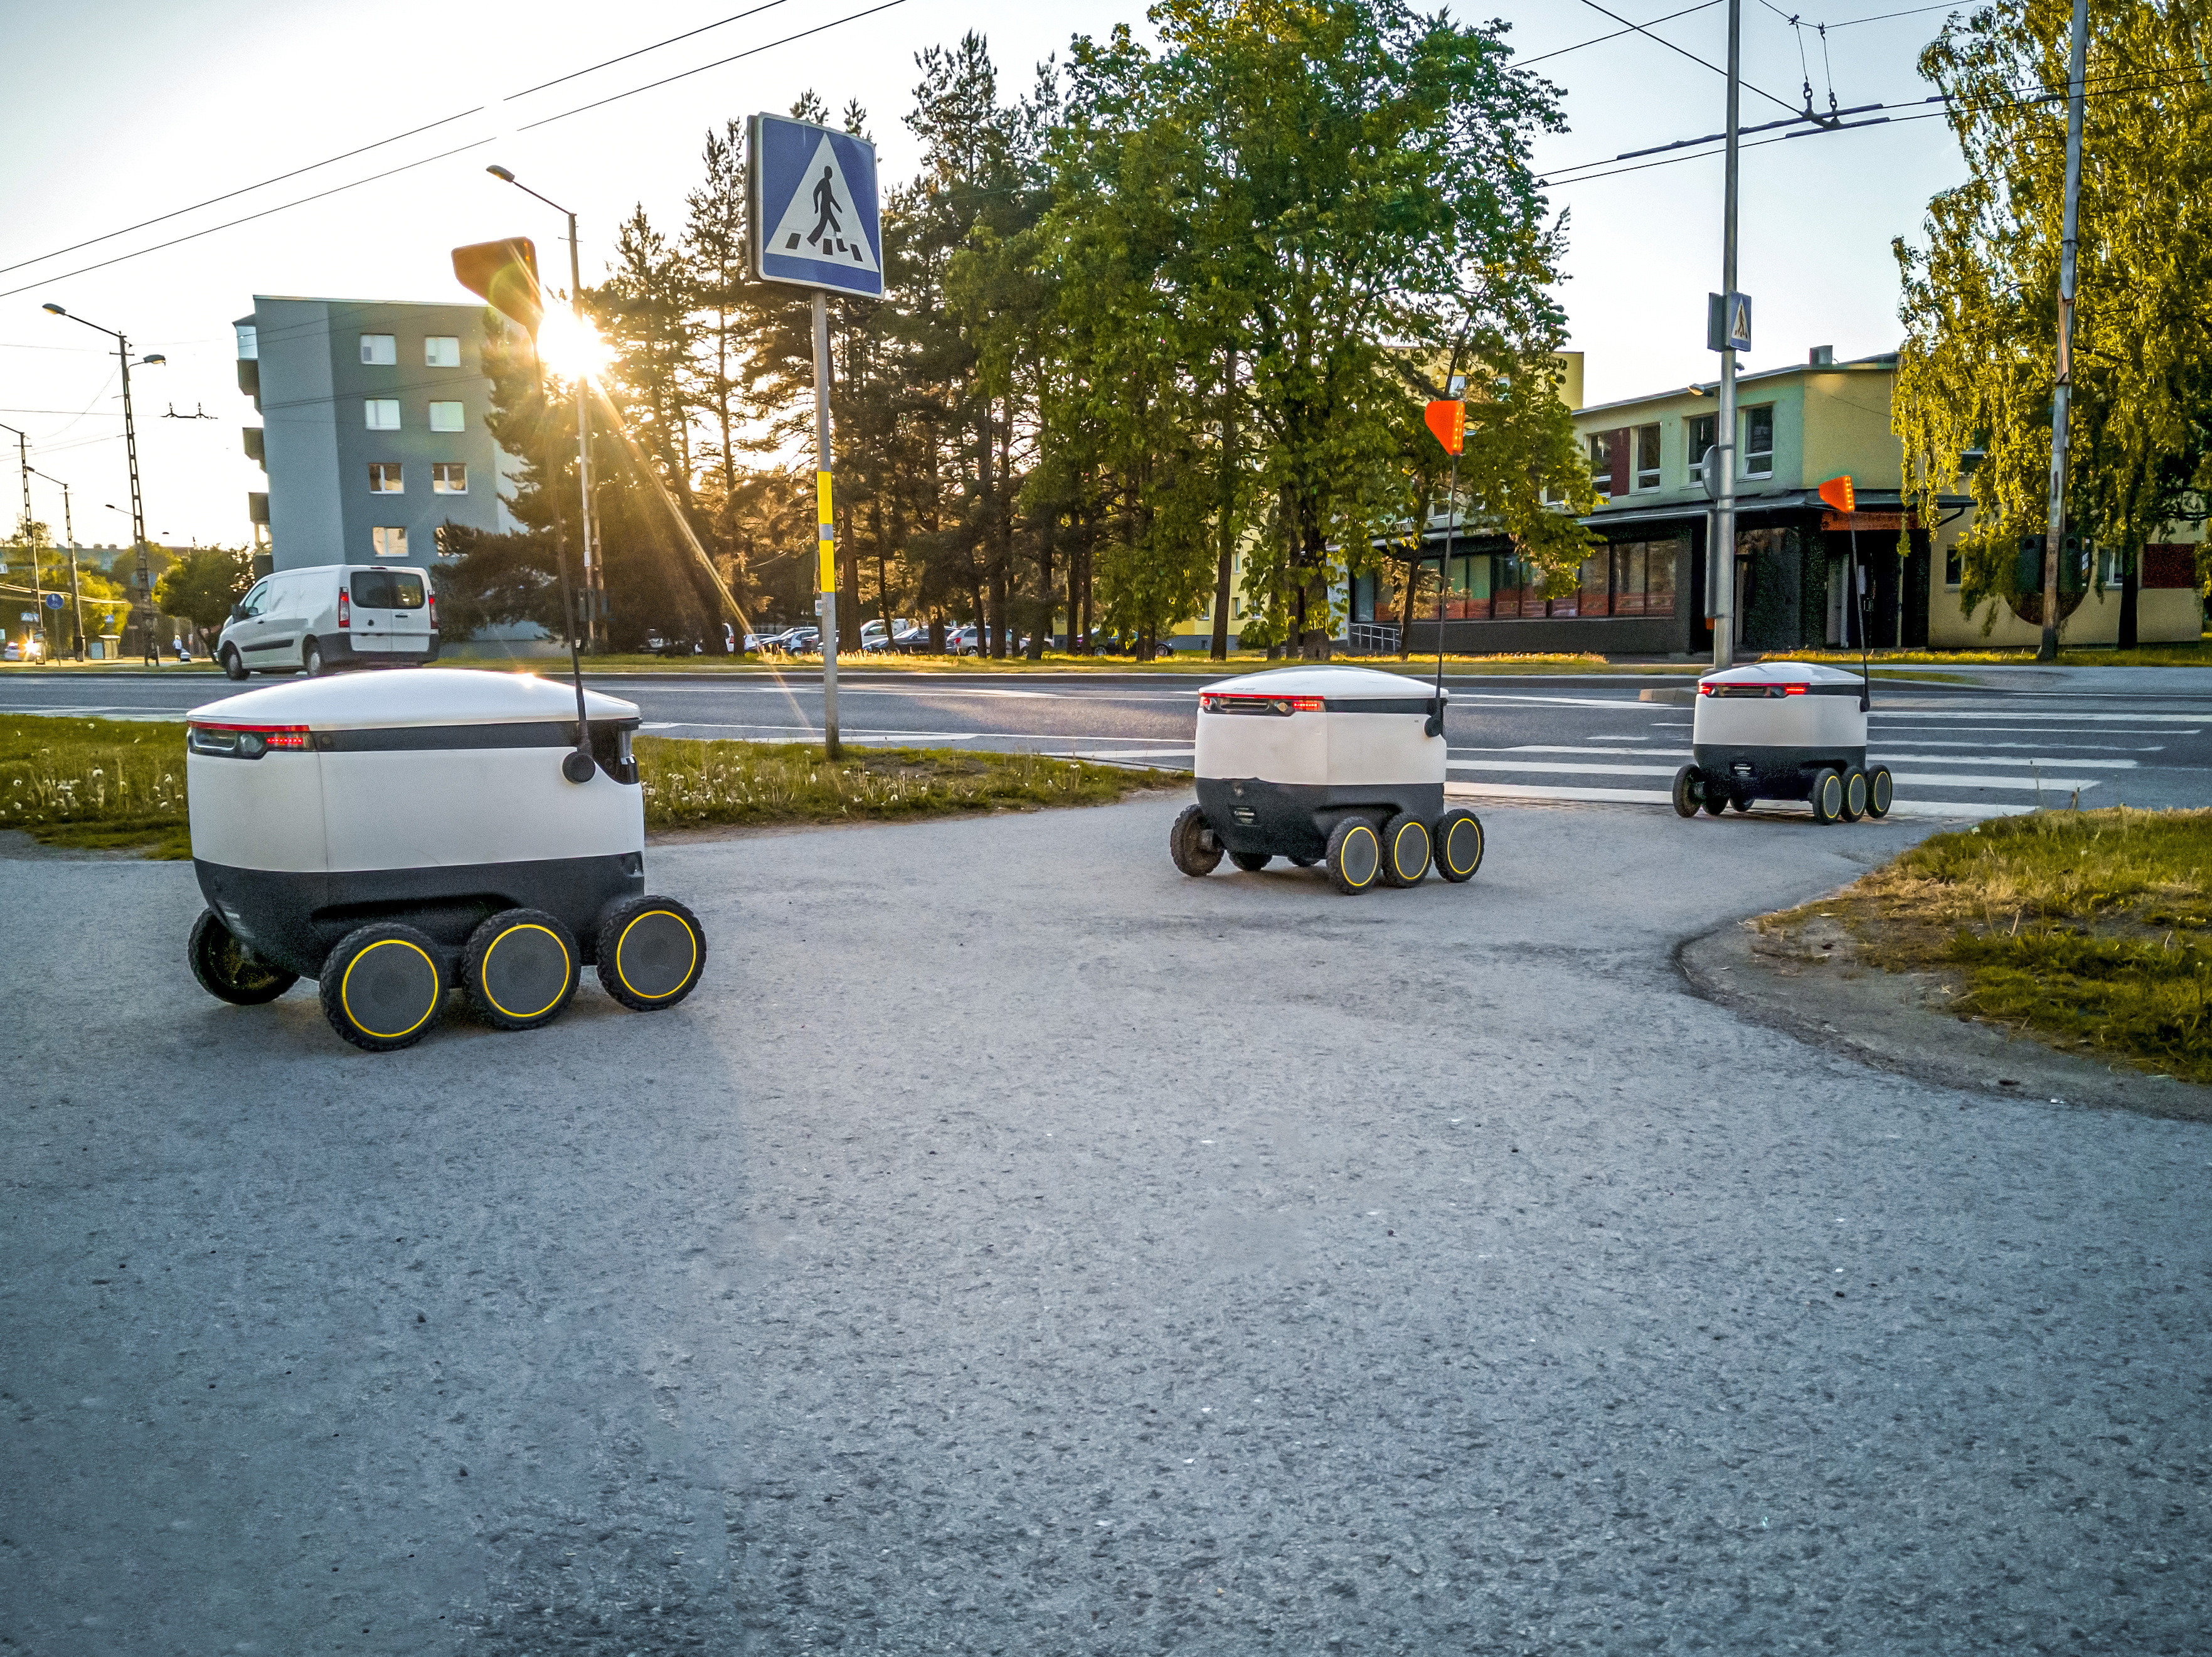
[1424,400,1465,456]
[1817,474,1856,514]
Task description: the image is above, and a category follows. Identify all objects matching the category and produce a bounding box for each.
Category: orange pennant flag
[1424,400,1465,456]
[1817,474,1856,514]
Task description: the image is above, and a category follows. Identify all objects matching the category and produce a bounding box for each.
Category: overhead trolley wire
[1518,0,1726,68]
[504,0,797,99]
[1569,0,1807,114]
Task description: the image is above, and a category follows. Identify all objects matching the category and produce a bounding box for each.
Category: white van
[216,564,440,679]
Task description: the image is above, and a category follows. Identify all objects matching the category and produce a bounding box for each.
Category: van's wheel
[1380,813,1431,887]
[1671,765,1701,818]
[462,908,579,1031]
[220,645,248,682]
[1841,767,1869,822]
[1169,804,1222,876]
[1866,765,1894,818]
[302,638,324,677]
[188,909,297,1005]
[595,896,706,1011]
[1228,850,1272,872]
[1810,767,1845,825]
[319,922,445,1051]
[1433,808,1485,883]
[1324,816,1382,895]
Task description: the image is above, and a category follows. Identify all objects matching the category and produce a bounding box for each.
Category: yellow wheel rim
[480,923,572,1021]
[615,910,699,1001]
[339,939,440,1040]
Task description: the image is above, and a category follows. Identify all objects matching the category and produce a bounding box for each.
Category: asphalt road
[4,796,2206,1653]
[8,661,2212,819]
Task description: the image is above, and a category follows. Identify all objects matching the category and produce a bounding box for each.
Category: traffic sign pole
[814,289,839,759]
[1711,0,1742,673]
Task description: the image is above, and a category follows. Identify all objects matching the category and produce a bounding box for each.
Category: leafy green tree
[152,545,255,634]
[1894,0,2212,636]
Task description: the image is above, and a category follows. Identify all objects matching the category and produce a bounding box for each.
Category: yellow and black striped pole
[811,289,839,757]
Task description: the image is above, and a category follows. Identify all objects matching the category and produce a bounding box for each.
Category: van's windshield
[353,570,425,609]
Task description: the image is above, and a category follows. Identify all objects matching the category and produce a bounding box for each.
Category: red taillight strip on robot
[1199,693,1322,715]
[1783,682,1807,695]
[191,722,310,749]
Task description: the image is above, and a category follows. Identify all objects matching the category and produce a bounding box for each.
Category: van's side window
[238,580,270,617]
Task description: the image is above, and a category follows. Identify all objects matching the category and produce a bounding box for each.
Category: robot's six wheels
[319,922,445,1051]
[1325,816,1382,895]
[596,896,707,1012]
[1380,814,1430,887]
[464,908,580,1031]
[1433,808,1484,883]
[1169,804,1223,876]
[1866,765,1894,818]
[1810,767,1846,826]
[188,909,298,1005]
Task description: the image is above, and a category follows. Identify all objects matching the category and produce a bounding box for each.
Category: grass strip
[1760,806,2212,1081]
[635,737,1171,829]
[0,715,1175,858]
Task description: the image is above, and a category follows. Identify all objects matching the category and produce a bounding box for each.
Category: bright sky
[0,0,1969,550]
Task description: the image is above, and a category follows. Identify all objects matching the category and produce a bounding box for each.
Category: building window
[365,399,400,430]
[1578,538,1683,618]
[360,334,396,366]
[1743,405,1774,477]
[1633,424,1661,492]
[235,324,258,361]
[1587,432,1613,501]
[431,462,468,494]
[428,400,465,433]
[367,462,403,493]
[1945,543,1963,587]
[425,336,461,368]
[370,526,408,561]
[1688,413,1718,482]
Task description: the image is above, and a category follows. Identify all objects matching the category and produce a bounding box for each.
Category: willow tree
[1893,0,2212,639]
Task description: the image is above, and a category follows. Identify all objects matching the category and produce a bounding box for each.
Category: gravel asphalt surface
[4,796,2208,1654]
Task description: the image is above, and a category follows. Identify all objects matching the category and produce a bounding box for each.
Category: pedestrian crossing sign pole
[750,113,884,759]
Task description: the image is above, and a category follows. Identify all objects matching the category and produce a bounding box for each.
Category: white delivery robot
[183,668,706,1050]
[1672,661,1894,824]
[1171,665,1484,893]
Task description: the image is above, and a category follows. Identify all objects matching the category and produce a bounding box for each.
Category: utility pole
[814,289,840,758]
[42,306,159,661]
[1710,0,1743,673]
[36,473,87,661]
[2039,0,2090,663]
[0,424,38,655]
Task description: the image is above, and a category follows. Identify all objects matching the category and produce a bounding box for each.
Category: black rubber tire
[1866,765,1894,819]
[302,638,324,678]
[1288,855,1321,868]
[1433,808,1484,883]
[1671,764,1701,818]
[1703,778,1731,816]
[188,908,297,1005]
[462,908,579,1031]
[220,645,248,682]
[595,895,706,1012]
[1380,813,1430,887]
[1841,767,1869,823]
[1731,793,1755,812]
[319,922,445,1051]
[1228,850,1272,873]
[1169,803,1223,876]
[1325,816,1382,895]
[1810,767,1845,826]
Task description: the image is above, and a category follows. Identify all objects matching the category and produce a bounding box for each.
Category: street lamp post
[41,305,163,662]
[0,422,41,658]
[487,166,602,653]
[27,469,88,662]
[1711,0,1742,673]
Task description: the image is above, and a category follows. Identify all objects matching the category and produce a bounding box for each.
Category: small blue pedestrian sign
[749,114,882,299]
[44,592,63,609]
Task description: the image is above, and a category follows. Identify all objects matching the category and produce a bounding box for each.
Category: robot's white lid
[1200,665,1443,701]
[1700,661,1866,689]
[188,668,640,730]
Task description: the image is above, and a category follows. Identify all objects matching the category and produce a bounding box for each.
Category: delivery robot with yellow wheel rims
[184,669,708,1051]
[1670,661,1893,826]
[1171,665,1483,895]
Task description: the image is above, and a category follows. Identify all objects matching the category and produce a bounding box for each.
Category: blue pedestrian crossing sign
[44,592,63,609]
[749,114,883,299]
